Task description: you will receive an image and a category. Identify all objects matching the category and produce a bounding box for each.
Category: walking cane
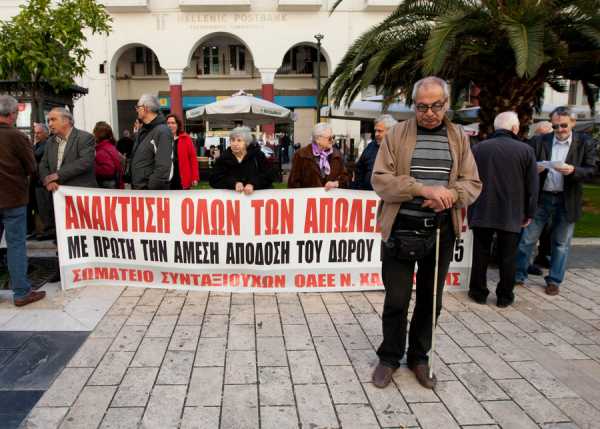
[429,213,443,380]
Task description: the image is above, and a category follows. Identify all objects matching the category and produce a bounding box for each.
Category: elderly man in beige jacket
[371,76,481,389]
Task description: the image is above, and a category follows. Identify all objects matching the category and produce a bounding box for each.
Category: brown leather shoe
[14,291,46,307]
[409,363,437,389]
[372,363,396,388]
[545,283,560,296]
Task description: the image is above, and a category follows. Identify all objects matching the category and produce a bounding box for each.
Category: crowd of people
[0,75,598,392]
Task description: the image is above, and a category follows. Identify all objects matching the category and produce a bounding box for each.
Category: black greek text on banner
[53,187,472,292]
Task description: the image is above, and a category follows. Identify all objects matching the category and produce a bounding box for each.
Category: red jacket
[177,132,200,189]
[95,139,124,189]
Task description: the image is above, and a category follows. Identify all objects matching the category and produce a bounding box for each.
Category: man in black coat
[515,106,598,296]
[32,123,55,240]
[468,112,539,307]
[129,94,173,190]
[351,114,397,190]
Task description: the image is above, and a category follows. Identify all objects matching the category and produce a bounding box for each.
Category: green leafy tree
[324,0,600,137]
[0,0,111,127]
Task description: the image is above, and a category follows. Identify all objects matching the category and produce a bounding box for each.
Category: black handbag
[386,228,436,260]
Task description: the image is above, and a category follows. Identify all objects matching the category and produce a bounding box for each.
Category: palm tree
[324,0,600,137]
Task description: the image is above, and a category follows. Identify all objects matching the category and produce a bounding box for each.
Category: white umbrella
[186,90,292,126]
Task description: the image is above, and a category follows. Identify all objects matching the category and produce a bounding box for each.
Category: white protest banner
[54,187,472,292]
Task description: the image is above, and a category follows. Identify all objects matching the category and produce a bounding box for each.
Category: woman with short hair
[166,114,199,190]
[288,122,350,189]
[93,121,124,189]
[209,126,275,194]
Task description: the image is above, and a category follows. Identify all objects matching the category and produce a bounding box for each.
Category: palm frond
[500,16,545,77]
[423,12,468,74]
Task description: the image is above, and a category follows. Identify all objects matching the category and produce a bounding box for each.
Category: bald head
[493,111,519,135]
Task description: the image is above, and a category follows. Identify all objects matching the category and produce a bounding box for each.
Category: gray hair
[0,95,18,117]
[229,126,253,145]
[374,114,397,130]
[138,94,161,113]
[50,107,74,125]
[411,76,450,101]
[312,122,333,140]
[550,106,577,120]
[34,122,49,134]
[493,111,519,132]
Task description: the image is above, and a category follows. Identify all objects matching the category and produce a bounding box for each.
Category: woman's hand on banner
[324,181,339,191]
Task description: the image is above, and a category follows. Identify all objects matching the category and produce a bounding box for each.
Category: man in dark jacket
[32,123,55,240]
[0,95,45,306]
[351,114,397,190]
[39,107,97,283]
[129,94,173,190]
[516,106,598,295]
[468,112,538,307]
[39,107,97,190]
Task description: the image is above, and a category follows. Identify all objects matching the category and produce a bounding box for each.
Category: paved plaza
[3,258,597,429]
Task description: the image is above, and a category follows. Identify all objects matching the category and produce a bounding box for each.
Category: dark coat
[209,144,275,190]
[0,124,36,209]
[287,144,350,188]
[39,127,97,188]
[530,131,598,223]
[130,114,173,190]
[33,138,48,186]
[468,130,539,233]
[351,140,379,190]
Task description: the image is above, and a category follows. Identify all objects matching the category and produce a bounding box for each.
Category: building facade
[1,0,404,145]
[0,0,596,145]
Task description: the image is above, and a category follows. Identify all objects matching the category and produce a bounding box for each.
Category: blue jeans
[516,192,575,287]
[0,206,31,299]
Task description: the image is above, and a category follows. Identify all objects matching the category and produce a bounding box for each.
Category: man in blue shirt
[351,114,397,190]
[515,106,598,295]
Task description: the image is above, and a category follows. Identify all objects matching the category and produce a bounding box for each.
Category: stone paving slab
[20,267,600,428]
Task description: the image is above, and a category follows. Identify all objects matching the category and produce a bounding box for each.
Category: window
[277,46,326,76]
[229,45,246,73]
[568,80,579,105]
[131,47,163,76]
[203,46,220,75]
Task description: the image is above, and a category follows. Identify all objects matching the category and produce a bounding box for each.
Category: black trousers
[470,227,520,302]
[377,219,455,368]
[34,186,55,232]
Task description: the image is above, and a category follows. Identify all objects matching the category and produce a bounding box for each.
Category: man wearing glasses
[128,94,173,190]
[515,106,598,295]
[371,76,481,389]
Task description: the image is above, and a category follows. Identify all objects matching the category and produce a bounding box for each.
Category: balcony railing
[99,0,149,12]
[277,0,323,9]
[178,0,251,10]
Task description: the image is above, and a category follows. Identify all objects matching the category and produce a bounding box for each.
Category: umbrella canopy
[186,90,292,126]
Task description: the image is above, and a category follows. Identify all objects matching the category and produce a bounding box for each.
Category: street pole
[314,33,324,123]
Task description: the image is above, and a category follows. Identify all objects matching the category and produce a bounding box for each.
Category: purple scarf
[312,143,333,176]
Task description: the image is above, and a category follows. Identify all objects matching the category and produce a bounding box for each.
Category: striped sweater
[398,125,452,218]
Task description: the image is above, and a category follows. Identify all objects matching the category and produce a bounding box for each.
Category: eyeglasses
[318,135,334,141]
[135,104,144,110]
[415,101,446,113]
[552,124,569,130]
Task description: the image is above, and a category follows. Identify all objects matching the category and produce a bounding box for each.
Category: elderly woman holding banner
[209,126,275,194]
[287,122,350,189]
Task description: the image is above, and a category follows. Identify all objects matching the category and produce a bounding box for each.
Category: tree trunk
[475,71,547,140]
